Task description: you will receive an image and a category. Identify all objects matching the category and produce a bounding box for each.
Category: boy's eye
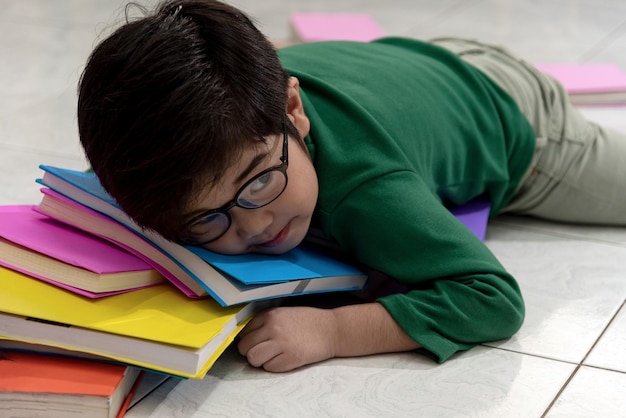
[238,170,284,208]
[197,212,223,224]
[248,172,272,193]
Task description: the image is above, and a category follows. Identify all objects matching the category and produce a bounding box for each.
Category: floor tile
[584,302,626,373]
[546,366,626,418]
[483,221,626,363]
[127,345,575,418]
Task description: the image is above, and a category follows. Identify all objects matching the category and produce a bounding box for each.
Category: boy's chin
[255,230,308,255]
[254,240,300,255]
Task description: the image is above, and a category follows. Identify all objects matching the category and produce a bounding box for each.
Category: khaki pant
[432,37,626,225]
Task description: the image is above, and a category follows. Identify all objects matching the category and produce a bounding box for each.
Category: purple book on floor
[449,199,491,241]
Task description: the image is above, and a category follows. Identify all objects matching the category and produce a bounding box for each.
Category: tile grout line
[482,344,578,366]
[578,299,626,365]
[540,299,626,417]
[583,363,626,375]
[540,364,581,418]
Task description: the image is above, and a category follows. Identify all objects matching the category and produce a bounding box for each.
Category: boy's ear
[286,77,310,139]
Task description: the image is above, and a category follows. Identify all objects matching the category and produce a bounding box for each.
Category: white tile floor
[1,0,625,417]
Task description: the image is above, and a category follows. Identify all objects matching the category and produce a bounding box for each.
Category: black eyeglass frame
[180,124,289,245]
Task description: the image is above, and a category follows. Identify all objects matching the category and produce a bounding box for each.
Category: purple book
[448,199,491,241]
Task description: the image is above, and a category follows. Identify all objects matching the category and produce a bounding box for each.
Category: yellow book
[0,266,261,378]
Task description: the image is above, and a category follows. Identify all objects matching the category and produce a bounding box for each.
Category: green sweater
[279,38,534,362]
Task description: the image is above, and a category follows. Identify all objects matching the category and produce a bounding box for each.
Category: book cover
[290,13,385,42]
[35,190,207,299]
[448,198,490,241]
[0,266,259,378]
[0,339,171,411]
[36,165,368,306]
[535,63,626,105]
[0,205,164,297]
[0,351,141,418]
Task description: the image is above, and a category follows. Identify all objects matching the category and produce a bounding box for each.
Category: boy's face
[187,130,318,255]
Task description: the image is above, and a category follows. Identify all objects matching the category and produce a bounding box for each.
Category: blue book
[36,165,368,306]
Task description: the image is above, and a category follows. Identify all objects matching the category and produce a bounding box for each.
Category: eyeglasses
[180,124,289,245]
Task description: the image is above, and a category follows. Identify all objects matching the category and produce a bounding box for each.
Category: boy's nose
[231,207,273,241]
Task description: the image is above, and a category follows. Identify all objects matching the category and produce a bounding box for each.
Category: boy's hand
[237,303,421,372]
[237,306,338,372]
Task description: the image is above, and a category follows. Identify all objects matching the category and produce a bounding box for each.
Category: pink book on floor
[535,63,626,105]
[0,205,164,297]
[290,13,386,42]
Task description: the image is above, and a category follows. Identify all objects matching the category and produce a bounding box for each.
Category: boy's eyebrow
[234,152,270,185]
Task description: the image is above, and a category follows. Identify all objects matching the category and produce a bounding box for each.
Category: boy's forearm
[331,302,421,357]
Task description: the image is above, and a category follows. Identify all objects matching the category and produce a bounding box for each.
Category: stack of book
[0,166,367,398]
[0,207,163,416]
[0,165,369,415]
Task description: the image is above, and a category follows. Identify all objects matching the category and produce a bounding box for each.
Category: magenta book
[0,205,163,297]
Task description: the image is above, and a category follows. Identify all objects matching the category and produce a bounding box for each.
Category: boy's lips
[259,224,290,248]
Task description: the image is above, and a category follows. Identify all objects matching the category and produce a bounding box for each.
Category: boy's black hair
[78,0,297,241]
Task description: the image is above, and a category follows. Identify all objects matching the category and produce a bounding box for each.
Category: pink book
[535,63,626,105]
[0,205,164,297]
[290,13,386,43]
[36,188,204,298]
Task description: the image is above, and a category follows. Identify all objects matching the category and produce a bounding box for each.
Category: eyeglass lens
[186,169,287,243]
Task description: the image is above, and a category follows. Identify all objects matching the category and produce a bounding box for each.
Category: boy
[77,0,626,372]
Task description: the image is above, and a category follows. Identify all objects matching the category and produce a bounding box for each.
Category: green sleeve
[325,171,525,362]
